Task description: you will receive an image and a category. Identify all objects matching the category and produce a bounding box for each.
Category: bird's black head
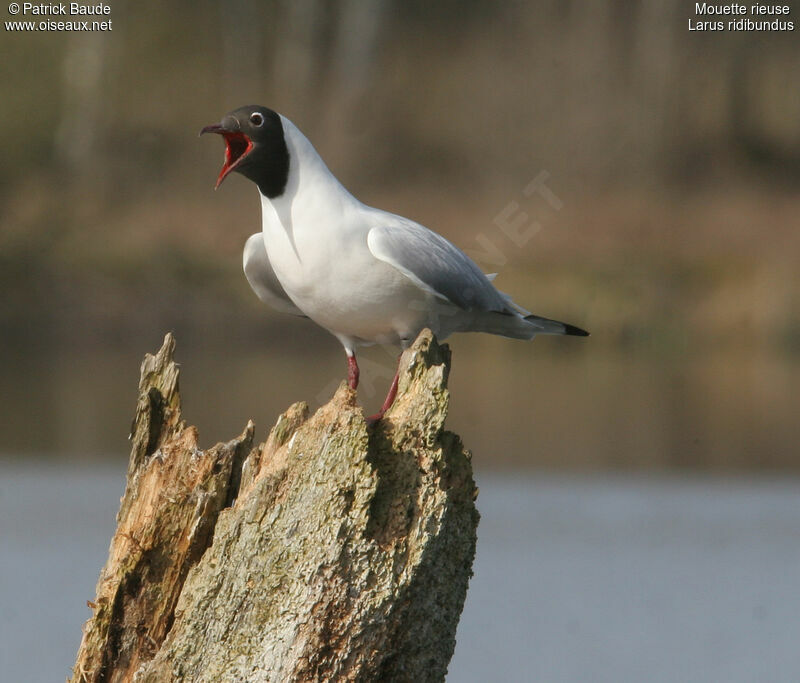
[200,105,289,198]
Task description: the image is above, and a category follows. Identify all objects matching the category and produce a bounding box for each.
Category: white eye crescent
[250,112,265,127]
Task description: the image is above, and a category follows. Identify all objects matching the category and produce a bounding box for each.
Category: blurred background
[2,1,799,681]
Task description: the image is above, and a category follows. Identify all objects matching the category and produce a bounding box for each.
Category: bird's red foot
[365,371,399,426]
[347,354,359,390]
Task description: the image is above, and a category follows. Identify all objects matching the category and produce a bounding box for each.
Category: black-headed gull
[201,106,588,421]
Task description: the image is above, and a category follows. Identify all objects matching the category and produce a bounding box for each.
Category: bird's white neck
[260,116,359,224]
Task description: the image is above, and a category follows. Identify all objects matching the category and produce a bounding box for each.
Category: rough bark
[72,330,479,683]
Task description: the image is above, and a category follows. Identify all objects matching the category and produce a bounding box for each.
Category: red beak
[200,123,254,189]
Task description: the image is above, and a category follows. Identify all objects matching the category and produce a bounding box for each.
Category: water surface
[2,463,800,682]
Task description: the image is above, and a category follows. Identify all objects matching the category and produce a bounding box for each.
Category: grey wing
[367,216,523,314]
[243,233,307,317]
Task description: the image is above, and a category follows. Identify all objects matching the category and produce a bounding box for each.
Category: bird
[201,105,588,422]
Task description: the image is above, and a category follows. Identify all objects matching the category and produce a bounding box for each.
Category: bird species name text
[690,3,794,30]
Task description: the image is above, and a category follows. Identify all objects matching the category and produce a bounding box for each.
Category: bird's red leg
[347,353,359,390]
[366,356,401,424]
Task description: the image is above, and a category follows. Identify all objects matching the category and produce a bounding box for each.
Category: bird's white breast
[259,187,430,346]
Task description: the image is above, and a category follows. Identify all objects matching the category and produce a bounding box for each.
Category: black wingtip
[524,314,590,337]
[563,323,590,337]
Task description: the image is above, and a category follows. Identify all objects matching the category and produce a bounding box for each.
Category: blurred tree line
[3,0,798,191]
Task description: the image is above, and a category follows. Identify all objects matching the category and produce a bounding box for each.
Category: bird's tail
[523,314,589,337]
[468,311,589,340]
[487,288,589,339]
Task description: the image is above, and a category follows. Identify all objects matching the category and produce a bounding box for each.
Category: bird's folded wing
[243,233,307,317]
[367,217,510,313]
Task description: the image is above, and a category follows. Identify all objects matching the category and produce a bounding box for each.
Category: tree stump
[72,330,479,682]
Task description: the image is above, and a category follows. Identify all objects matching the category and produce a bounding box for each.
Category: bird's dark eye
[250,112,265,127]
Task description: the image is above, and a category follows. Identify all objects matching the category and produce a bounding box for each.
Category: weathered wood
[72,330,479,682]
[72,334,254,683]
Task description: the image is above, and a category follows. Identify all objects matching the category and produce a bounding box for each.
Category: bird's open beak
[200,121,253,189]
